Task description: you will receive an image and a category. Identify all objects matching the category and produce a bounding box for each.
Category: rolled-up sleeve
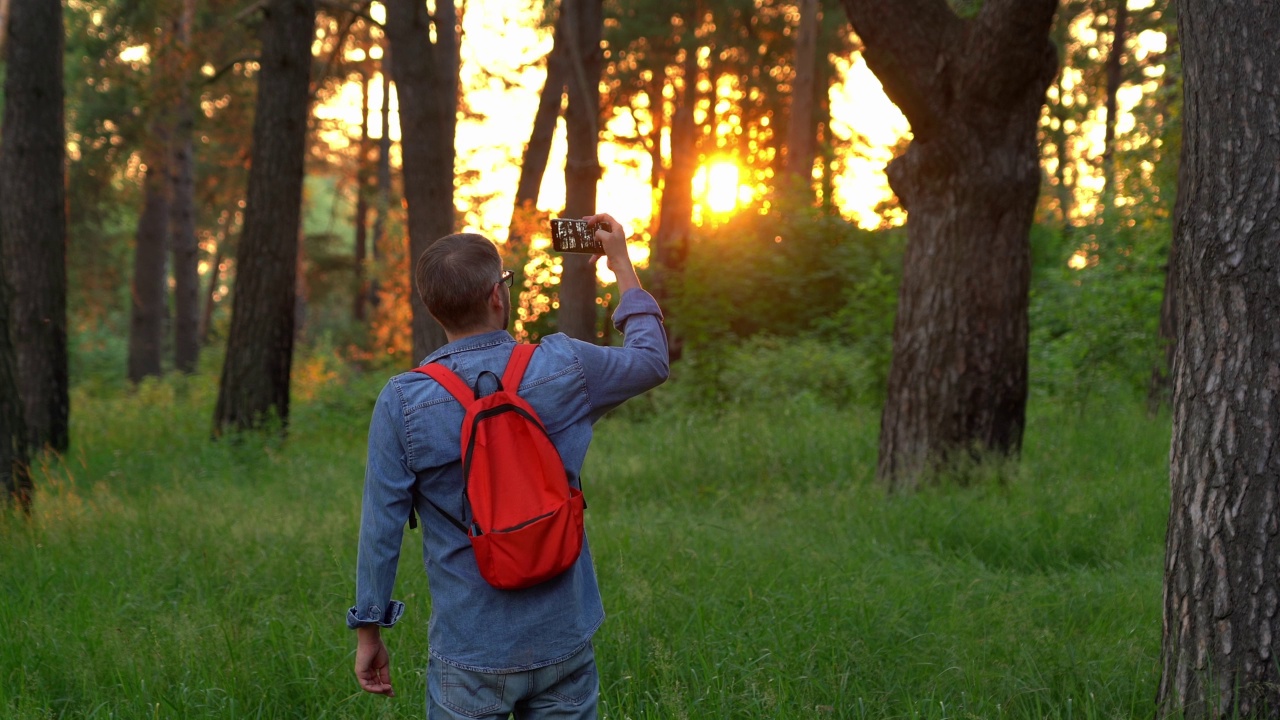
[347,381,415,629]
[576,288,670,418]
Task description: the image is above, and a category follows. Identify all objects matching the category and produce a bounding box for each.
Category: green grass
[0,368,1170,719]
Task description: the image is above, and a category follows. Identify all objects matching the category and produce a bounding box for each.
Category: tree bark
[1100,0,1128,210]
[557,0,604,342]
[785,0,819,182]
[385,0,456,363]
[213,0,315,435]
[506,4,569,249]
[170,0,201,373]
[839,0,1058,489]
[0,0,68,453]
[127,137,171,383]
[0,220,31,512]
[1156,1,1280,717]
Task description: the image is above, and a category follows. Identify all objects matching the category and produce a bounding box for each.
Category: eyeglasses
[497,269,514,288]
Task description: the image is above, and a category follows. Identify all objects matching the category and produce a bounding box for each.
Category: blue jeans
[427,642,599,720]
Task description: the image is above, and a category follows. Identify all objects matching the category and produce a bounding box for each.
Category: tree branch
[202,54,261,85]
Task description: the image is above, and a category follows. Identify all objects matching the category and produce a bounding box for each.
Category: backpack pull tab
[473,370,503,399]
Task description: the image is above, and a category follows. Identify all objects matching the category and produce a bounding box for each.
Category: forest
[2,0,1278,717]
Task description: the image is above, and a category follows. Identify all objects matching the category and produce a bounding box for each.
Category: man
[348,213,669,719]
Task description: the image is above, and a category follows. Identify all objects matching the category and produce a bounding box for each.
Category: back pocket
[440,663,507,717]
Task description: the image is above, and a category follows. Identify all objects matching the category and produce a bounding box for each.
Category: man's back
[350,289,668,672]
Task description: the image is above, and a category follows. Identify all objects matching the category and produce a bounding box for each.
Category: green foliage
[652,200,901,410]
[670,200,897,342]
[0,362,1169,718]
[1028,219,1168,403]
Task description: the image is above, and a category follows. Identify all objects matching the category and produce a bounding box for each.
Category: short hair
[415,233,502,333]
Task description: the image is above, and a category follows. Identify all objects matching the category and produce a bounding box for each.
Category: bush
[1028,219,1168,404]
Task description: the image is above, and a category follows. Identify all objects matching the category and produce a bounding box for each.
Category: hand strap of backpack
[502,344,537,391]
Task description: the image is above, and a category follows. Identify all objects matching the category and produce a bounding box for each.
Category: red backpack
[411,344,585,590]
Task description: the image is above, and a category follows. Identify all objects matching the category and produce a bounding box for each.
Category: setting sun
[698,160,742,215]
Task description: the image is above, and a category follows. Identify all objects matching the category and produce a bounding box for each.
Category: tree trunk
[646,73,666,193]
[1049,17,1075,236]
[0,0,68,453]
[353,65,370,323]
[557,0,604,342]
[294,227,308,342]
[170,0,200,374]
[199,222,225,346]
[785,0,819,182]
[649,50,698,361]
[507,4,568,248]
[1148,108,1187,416]
[385,0,456,363]
[370,54,391,313]
[127,138,170,383]
[1156,1,1280,717]
[839,0,1058,489]
[0,226,31,512]
[1100,0,1128,211]
[212,0,315,435]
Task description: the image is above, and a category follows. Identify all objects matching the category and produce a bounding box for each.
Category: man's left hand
[355,627,396,696]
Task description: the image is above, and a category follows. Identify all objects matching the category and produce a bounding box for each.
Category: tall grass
[1,364,1170,718]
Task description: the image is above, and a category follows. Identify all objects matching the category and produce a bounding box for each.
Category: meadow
[1,354,1171,719]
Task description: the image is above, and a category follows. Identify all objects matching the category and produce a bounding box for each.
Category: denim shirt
[348,288,668,673]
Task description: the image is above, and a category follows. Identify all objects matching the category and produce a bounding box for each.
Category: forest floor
[0,362,1170,719]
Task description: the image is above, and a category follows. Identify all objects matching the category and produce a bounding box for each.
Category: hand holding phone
[550,218,612,254]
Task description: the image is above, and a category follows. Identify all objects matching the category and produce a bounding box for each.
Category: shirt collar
[418,330,515,366]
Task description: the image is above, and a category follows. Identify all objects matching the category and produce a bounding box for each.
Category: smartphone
[550,218,611,254]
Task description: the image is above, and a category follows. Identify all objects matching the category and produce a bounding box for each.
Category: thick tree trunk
[785,0,819,182]
[0,231,31,512]
[170,0,200,374]
[213,0,315,435]
[839,0,1057,489]
[507,6,568,248]
[1100,0,1128,211]
[0,0,68,453]
[385,0,456,363]
[1156,2,1280,717]
[353,66,370,323]
[557,0,604,342]
[127,139,170,383]
[649,49,698,361]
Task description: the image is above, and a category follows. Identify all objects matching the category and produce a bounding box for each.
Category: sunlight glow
[307,0,1168,248]
[827,53,911,229]
[701,160,741,214]
[119,45,149,64]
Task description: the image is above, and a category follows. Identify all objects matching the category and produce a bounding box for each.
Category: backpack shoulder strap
[501,344,538,392]
[411,363,473,406]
